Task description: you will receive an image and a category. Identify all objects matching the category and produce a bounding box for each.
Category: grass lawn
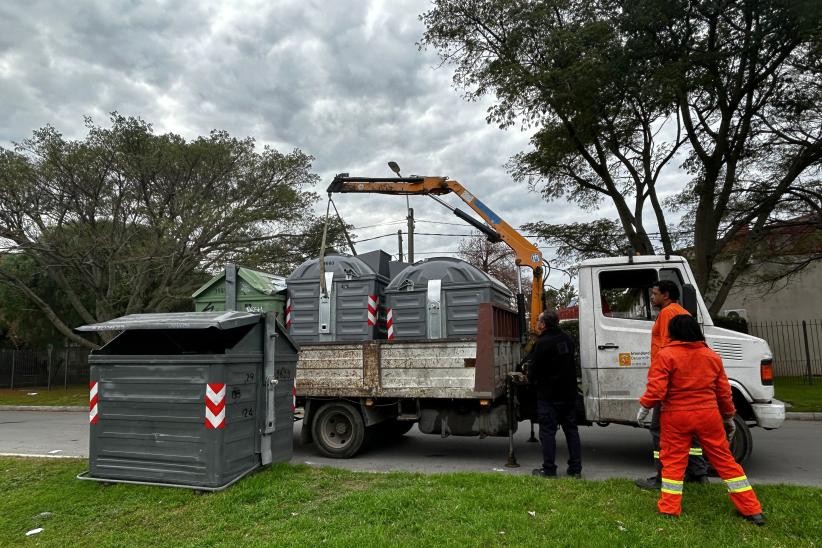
[775,378,822,412]
[0,385,87,407]
[1,458,820,547]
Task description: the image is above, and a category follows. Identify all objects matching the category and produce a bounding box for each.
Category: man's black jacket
[528,326,577,402]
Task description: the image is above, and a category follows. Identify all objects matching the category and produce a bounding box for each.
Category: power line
[353,233,397,243]
[352,219,407,230]
[415,218,467,227]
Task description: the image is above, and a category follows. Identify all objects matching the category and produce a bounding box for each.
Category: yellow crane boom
[326,173,545,332]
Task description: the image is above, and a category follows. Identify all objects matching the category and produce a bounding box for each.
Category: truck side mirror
[682,284,698,317]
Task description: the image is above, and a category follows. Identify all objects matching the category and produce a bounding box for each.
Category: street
[1,410,820,487]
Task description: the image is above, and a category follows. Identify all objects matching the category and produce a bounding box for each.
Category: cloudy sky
[0,0,677,289]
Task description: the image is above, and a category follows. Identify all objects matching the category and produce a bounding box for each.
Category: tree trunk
[0,274,100,350]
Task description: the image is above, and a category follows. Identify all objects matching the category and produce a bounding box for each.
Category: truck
[295,172,785,462]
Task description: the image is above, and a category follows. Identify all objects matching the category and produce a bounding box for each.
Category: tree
[521,219,630,268]
[544,282,578,309]
[0,254,86,348]
[0,115,345,348]
[420,0,822,313]
[242,216,354,277]
[456,230,524,296]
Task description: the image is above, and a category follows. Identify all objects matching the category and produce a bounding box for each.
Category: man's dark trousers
[537,400,582,475]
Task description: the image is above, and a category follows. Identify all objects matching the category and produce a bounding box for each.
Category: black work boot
[635,475,661,490]
[532,468,557,478]
[742,513,767,526]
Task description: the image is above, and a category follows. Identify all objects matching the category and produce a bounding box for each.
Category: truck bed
[295,304,521,400]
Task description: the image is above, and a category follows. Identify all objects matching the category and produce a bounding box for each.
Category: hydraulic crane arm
[326,173,545,332]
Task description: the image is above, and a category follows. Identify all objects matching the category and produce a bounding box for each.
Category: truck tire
[729,414,753,464]
[311,402,366,458]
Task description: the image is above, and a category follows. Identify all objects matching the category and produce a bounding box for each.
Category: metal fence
[0,346,91,389]
[749,319,822,385]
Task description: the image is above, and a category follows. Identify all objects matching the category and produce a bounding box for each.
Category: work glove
[636,406,652,426]
[723,416,736,442]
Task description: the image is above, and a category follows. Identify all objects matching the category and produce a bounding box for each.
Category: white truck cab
[577,255,785,461]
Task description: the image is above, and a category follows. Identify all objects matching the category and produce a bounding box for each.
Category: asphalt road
[1,410,820,487]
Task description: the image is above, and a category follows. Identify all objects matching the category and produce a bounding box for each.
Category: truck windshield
[599,269,658,321]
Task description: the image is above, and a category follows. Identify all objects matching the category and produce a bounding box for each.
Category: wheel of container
[729,414,753,464]
[312,402,365,458]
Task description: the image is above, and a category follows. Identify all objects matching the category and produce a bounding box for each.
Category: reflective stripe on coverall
[659,408,761,516]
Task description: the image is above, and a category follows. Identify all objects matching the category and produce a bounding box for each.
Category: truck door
[592,267,658,423]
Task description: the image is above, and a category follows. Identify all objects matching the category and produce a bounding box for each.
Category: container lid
[76,311,262,332]
[287,252,385,281]
[191,267,287,299]
[387,257,512,295]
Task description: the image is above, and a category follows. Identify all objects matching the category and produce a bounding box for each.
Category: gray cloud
[0,0,679,290]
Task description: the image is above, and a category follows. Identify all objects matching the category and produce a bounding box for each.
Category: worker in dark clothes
[528,310,582,478]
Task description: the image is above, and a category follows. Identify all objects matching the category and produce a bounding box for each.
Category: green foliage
[524,219,629,268]
[1,459,820,546]
[421,0,822,312]
[0,255,85,348]
[421,0,681,256]
[544,282,578,308]
[0,115,341,347]
[712,315,750,335]
[560,318,579,341]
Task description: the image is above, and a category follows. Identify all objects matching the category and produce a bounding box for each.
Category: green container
[192,267,287,319]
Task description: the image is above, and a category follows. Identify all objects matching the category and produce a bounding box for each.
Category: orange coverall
[651,302,689,361]
[640,341,762,517]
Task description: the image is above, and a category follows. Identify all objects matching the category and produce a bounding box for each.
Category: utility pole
[397,230,404,262]
[388,160,415,263]
[407,205,415,263]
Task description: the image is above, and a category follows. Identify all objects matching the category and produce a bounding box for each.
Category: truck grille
[710,340,744,361]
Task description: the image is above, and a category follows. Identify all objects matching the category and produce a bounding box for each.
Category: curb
[1,406,820,420]
[0,405,85,412]
[785,412,822,421]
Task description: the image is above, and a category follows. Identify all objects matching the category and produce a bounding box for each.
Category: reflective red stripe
[387,308,394,340]
[367,295,378,326]
[285,297,292,329]
[205,383,226,429]
[89,381,99,425]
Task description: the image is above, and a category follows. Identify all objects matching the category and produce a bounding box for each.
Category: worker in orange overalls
[637,314,765,525]
[636,280,708,490]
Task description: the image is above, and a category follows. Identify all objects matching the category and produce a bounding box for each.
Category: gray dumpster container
[286,253,389,342]
[385,257,514,340]
[76,311,298,491]
[192,265,287,317]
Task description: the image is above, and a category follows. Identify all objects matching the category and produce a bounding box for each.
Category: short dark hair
[653,280,680,301]
[541,309,560,329]
[668,314,705,342]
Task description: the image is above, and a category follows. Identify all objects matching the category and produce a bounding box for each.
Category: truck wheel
[311,402,365,458]
[729,414,753,464]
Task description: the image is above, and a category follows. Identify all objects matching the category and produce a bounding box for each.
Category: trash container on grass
[75,311,298,491]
